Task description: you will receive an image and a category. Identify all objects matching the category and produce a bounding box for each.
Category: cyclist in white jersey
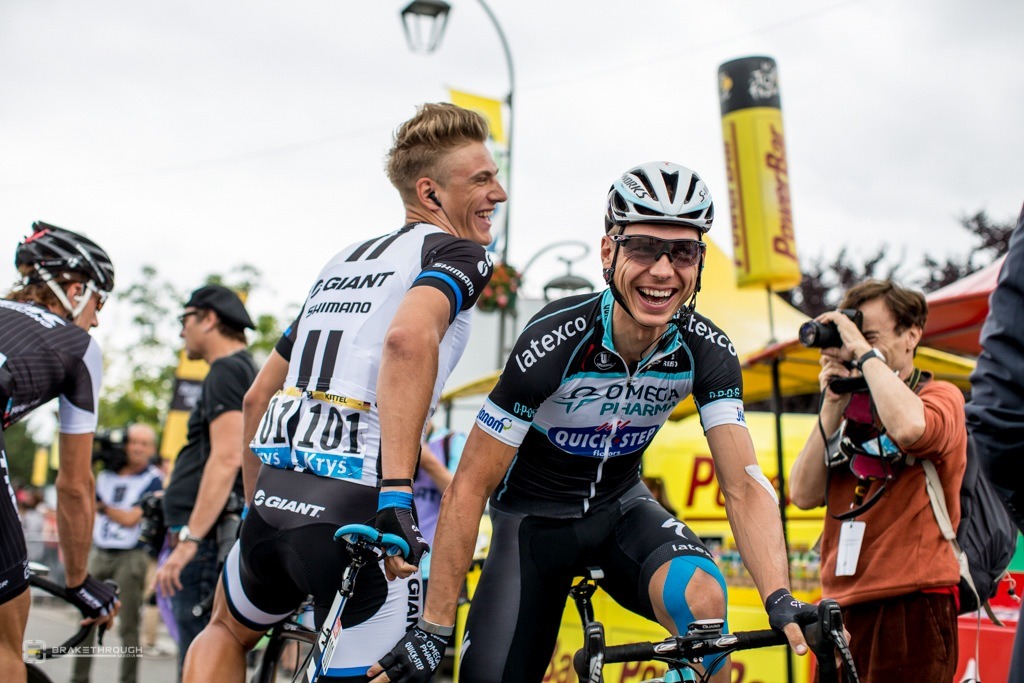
[372,163,818,683]
[183,103,504,683]
[0,222,120,682]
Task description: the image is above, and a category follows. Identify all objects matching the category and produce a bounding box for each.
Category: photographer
[72,424,163,683]
[789,280,966,682]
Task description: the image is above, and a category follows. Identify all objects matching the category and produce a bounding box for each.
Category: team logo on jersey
[594,352,616,371]
[548,424,659,457]
[476,407,512,433]
[514,316,588,372]
[553,386,602,413]
[478,253,492,276]
[252,489,325,517]
[310,272,395,297]
[683,317,737,356]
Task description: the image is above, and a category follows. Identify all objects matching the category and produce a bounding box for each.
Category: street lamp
[543,256,595,301]
[400,0,516,366]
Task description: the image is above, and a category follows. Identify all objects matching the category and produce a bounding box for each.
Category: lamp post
[400,0,515,366]
[510,240,594,344]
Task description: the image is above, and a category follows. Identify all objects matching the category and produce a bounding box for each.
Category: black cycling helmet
[16,221,115,293]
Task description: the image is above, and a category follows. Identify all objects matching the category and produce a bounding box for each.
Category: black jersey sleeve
[274,313,301,363]
[679,313,747,431]
[412,234,492,324]
[204,353,257,423]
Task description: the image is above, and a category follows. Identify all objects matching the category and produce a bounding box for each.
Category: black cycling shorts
[461,480,717,682]
[0,430,30,605]
[222,465,419,679]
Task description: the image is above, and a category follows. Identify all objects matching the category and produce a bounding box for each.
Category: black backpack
[921,433,1018,620]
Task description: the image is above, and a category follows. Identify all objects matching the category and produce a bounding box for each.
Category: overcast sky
[2,0,1021,343]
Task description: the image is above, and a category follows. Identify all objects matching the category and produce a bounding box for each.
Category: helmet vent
[633,169,656,198]
[683,175,700,204]
[661,171,680,204]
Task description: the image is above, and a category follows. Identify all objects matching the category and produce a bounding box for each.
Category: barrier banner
[719,56,801,291]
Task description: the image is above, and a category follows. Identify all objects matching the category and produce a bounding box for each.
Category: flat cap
[184,285,254,331]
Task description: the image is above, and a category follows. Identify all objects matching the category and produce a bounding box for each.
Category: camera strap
[824,368,925,521]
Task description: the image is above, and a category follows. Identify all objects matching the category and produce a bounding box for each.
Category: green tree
[2,421,44,486]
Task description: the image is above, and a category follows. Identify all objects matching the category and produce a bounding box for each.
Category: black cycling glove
[375,491,429,566]
[376,621,450,683]
[67,575,120,619]
[765,588,817,633]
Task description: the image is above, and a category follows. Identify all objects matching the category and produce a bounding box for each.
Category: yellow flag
[449,89,505,144]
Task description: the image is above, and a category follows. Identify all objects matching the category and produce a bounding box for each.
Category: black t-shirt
[163,349,257,529]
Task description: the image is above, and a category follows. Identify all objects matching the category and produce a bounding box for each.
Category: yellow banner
[159,351,209,464]
[719,57,801,291]
[449,89,506,144]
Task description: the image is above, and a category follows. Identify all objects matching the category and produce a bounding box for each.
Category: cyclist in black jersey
[183,103,504,683]
[0,222,120,682]
[372,163,818,683]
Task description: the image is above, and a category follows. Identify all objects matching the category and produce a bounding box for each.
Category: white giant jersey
[251,223,492,487]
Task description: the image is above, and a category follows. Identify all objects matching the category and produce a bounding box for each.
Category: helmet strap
[36,266,93,320]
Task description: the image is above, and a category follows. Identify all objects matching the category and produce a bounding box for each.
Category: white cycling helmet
[605,162,714,234]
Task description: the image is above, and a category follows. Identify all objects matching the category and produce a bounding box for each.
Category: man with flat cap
[156,284,258,672]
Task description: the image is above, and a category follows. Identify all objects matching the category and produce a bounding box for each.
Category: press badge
[835,520,866,576]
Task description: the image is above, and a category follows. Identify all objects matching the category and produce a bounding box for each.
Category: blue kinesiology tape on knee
[664,555,729,675]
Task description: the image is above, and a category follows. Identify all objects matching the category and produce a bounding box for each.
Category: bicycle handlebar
[28,574,95,659]
[573,599,856,683]
[333,523,411,558]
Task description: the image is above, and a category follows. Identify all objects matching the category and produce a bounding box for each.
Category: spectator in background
[790,280,966,682]
[966,202,1024,682]
[17,487,46,565]
[156,285,257,673]
[415,423,466,588]
[72,424,163,683]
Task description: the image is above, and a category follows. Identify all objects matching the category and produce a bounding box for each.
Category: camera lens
[799,320,842,348]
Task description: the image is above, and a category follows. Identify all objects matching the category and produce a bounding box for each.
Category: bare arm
[184,410,243,538]
[101,505,143,527]
[377,287,452,483]
[242,349,289,502]
[789,354,850,510]
[156,411,242,595]
[422,427,518,626]
[708,423,808,653]
[56,432,96,587]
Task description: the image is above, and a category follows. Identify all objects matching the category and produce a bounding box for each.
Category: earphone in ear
[428,190,442,208]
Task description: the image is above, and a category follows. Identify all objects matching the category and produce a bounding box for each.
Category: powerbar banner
[160,352,208,465]
[719,56,801,291]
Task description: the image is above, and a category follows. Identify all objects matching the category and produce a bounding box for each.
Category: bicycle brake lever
[97,623,107,646]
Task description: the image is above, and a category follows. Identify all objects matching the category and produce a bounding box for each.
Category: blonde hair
[385,103,489,202]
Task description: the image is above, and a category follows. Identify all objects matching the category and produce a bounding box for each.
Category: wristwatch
[178,525,203,544]
[858,347,887,368]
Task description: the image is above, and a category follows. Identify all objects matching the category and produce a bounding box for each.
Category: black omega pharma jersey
[252,223,492,488]
[476,289,746,518]
[0,300,102,433]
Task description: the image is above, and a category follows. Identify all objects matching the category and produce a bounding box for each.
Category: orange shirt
[819,379,967,606]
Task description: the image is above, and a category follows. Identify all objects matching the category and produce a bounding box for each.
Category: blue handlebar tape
[333,524,410,557]
[378,491,413,510]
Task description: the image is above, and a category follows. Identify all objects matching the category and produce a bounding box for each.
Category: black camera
[798,308,863,349]
[137,491,166,553]
[92,427,129,471]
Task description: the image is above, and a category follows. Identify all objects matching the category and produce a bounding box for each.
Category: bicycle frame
[302,524,409,683]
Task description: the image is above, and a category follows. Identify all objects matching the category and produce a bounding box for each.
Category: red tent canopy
[921,255,1006,356]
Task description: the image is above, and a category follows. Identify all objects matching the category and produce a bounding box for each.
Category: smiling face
[601,223,702,330]
[432,141,507,246]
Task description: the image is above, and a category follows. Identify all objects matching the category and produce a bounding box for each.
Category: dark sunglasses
[610,234,706,268]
